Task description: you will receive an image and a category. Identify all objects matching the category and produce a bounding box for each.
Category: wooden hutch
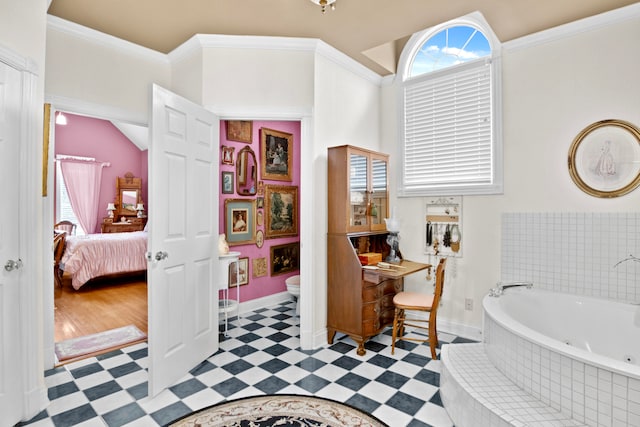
[327,145,429,355]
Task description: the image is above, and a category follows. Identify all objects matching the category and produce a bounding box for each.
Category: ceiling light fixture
[310,0,336,14]
[55,111,67,125]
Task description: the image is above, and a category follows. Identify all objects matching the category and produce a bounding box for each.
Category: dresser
[101,217,146,233]
[327,145,430,355]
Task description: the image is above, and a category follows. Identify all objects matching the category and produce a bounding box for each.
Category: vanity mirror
[116,172,143,218]
[236,146,257,195]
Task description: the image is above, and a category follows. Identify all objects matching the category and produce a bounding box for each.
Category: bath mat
[168,394,388,427]
[55,325,146,361]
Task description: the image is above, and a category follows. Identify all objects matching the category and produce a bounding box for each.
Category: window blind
[403,60,492,192]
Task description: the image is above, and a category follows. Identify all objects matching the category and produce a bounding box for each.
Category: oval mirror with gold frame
[236,146,257,196]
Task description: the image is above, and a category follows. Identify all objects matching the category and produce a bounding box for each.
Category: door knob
[154,251,169,261]
[4,259,23,272]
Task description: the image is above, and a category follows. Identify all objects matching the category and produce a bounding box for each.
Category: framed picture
[229,257,249,287]
[252,257,267,278]
[221,171,234,194]
[224,199,256,246]
[260,128,293,181]
[270,242,300,276]
[256,197,264,209]
[256,210,264,226]
[226,120,253,143]
[255,229,264,248]
[222,145,235,165]
[568,119,640,198]
[265,185,298,239]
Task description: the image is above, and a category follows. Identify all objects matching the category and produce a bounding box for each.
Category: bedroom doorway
[51,110,150,364]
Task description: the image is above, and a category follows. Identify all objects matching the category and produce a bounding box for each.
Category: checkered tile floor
[20,300,474,427]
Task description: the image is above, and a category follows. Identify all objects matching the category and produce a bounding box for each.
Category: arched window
[398,12,502,196]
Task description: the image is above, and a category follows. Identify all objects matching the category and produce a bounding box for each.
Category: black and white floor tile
[20,301,475,427]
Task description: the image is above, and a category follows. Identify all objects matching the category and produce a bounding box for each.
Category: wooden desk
[327,232,431,356]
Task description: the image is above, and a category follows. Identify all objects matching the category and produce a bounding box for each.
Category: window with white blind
[398,14,502,196]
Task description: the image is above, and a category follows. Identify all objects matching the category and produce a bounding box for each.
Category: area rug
[55,325,146,361]
[169,394,388,427]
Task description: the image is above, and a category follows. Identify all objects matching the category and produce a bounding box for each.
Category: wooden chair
[54,220,76,235]
[391,257,447,359]
[53,232,67,287]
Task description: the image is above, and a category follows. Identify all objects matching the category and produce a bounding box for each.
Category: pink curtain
[59,159,107,234]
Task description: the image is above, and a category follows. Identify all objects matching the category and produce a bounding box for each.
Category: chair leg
[428,313,438,359]
[391,308,400,354]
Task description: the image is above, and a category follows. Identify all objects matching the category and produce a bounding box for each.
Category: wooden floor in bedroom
[54,272,148,343]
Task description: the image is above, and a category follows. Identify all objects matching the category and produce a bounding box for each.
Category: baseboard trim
[238,292,291,315]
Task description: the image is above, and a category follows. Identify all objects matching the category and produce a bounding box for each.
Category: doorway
[44,101,314,375]
[52,110,149,363]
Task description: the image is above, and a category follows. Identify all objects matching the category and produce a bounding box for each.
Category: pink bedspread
[61,231,148,290]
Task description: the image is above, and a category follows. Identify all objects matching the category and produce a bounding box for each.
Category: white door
[0,59,25,425]
[148,84,220,396]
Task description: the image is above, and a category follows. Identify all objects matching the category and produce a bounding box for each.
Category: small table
[219,251,241,337]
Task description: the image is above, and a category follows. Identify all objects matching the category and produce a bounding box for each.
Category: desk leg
[327,329,336,345]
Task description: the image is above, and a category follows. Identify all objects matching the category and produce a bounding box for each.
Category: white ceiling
[47,0,638,77]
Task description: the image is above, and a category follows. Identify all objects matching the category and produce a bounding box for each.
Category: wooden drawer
[362,318,381,336]
[362,285,383,302]
[380,308,395,325]
[362,301,380,320]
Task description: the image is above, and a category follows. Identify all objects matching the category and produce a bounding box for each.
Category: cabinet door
[369,153,388,231]
[348,151,370,232]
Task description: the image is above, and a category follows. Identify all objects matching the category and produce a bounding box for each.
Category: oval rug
[168,394,388,427]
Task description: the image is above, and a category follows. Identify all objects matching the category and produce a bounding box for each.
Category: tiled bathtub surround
[484,315,640,427]
[501,212,640,304]
[440,212,640,426]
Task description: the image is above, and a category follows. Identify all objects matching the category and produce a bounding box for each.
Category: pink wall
[219,120,301,303]
[55,112,148,233]
[56,114,295,302]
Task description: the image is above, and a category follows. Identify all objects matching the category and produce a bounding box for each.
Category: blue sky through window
[410,25,490,77]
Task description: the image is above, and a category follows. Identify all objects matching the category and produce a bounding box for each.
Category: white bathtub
[483,287,640,426]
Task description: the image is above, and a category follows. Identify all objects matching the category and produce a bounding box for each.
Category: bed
[61,231,148,290]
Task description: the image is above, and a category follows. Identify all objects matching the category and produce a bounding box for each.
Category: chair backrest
[55,220,76,235]
[53,232,66,267]
[431,258,447,309]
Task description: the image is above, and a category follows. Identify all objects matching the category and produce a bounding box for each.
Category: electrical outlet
[464,298,473,311]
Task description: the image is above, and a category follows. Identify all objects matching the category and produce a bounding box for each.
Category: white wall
[382,6,640,338]
[313,52,382,344]
[45,16,171,124]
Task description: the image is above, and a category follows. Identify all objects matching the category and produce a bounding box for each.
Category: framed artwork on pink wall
[224,198,256,246]
[226,120,253,143]
[264,185,298,239]
[270,242,300,276]
[260,128,293,181]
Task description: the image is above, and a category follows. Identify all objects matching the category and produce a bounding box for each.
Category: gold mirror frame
[236,146,257,196]
[116,172,143,217]
[568,119,640,198]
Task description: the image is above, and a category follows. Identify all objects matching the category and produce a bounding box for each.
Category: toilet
[285,275,300,316]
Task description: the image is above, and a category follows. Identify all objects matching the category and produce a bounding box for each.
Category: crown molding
[47,15,168,64]
[0,43,38,74]
[44,94,148,126]
[170,34,382,85]
[504,2,640,52]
